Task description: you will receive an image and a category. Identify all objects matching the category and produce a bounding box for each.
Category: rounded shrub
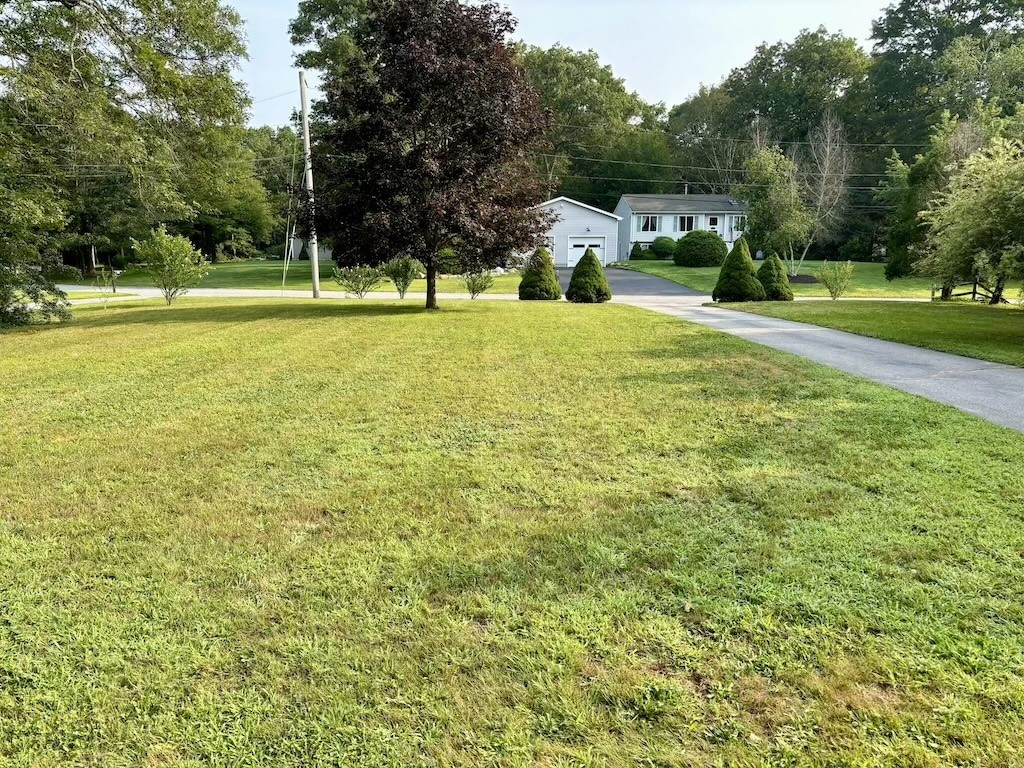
[712,237,766,303]
[649,237,677,260]
[674,231,728,268]
[756,253,794,301]
[519,248,562,301]
[566,249,612,304]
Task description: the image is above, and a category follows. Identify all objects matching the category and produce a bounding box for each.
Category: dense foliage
[922,138,1024,303]
[757,254,795,301]
[519,248,562,301]
[674,231,728,267]
[630,243,656,261]
[566,249,612,303]
[0,0,273,322]
[649,237,678,260]
[712,238,766,303]
[312,0,552,310]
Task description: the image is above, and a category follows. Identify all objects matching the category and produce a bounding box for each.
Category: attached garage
[534,197,623,268]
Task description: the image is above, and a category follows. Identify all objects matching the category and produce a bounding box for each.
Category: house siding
[537,199,621,268]
[616,199,747,258]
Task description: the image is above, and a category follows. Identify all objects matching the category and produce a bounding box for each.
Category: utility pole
[299,70,321,299]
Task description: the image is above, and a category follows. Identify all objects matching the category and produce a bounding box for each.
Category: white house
[534,197,623,268]
[614,194,748,257]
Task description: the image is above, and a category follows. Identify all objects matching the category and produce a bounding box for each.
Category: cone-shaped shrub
[712,237,766,302]
[566,249,612,304]
[519,247,562,301]
[756,253,794,301]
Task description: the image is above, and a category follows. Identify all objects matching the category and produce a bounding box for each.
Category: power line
[557,173,886,193]
[251,89,300,105]
[537,152,892,178]
[549,121,932,150]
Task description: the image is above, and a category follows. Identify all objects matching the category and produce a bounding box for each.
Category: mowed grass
[65,291,135,300]
[103,260,524,294]
[3,299,1024,767]
[624,259,963,298]
[727,300,1024,368]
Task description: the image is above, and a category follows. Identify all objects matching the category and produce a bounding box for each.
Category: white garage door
[568,237,605,267]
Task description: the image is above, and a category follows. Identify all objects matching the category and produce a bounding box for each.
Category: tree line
[4,0,1024,323]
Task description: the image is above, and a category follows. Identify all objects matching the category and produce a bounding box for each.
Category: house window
[638,215,660,233]
[677,215,696,233]
[731,216,747,234]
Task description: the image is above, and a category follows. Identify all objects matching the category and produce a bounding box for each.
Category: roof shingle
[620,194,747,214]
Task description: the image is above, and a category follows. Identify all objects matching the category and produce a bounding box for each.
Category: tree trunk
[425,261,439,311]
[991,276,1007,305]
[86,244,98,278]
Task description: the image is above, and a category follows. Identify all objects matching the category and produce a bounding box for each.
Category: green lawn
[727,300,1024,368]
[3,299,1024,766]
[104,260,524,294]
[65,291,135,300]
[623,260,940,298]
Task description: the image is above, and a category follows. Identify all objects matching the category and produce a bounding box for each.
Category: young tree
[463,270,495,299]
[818,261,856,300]
[134,227,209,305]
[740,146,812,274]
[334,265,385,298]
[313,0,553,310]
[794,112,853,274]
[383,257,423,299]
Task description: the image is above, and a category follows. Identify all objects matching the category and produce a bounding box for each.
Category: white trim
[535,196,623,221]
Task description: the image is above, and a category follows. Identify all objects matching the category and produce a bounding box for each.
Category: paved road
[59,272,1024,433]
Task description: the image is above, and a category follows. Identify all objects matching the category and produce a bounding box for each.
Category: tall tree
[519,44,666,204]
[313,0,552,310]
[290,0,366,76]
[739,146,812,273]
[721,27,870,145]
[921,136,1024,303]
[865,0,1024,148]
[793,113,853,273]
[667,85,747,193]
[0,0,252,321]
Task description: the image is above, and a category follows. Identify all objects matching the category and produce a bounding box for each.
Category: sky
[239,0,892,127]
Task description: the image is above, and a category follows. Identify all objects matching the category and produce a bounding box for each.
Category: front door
[568,237,605,267]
